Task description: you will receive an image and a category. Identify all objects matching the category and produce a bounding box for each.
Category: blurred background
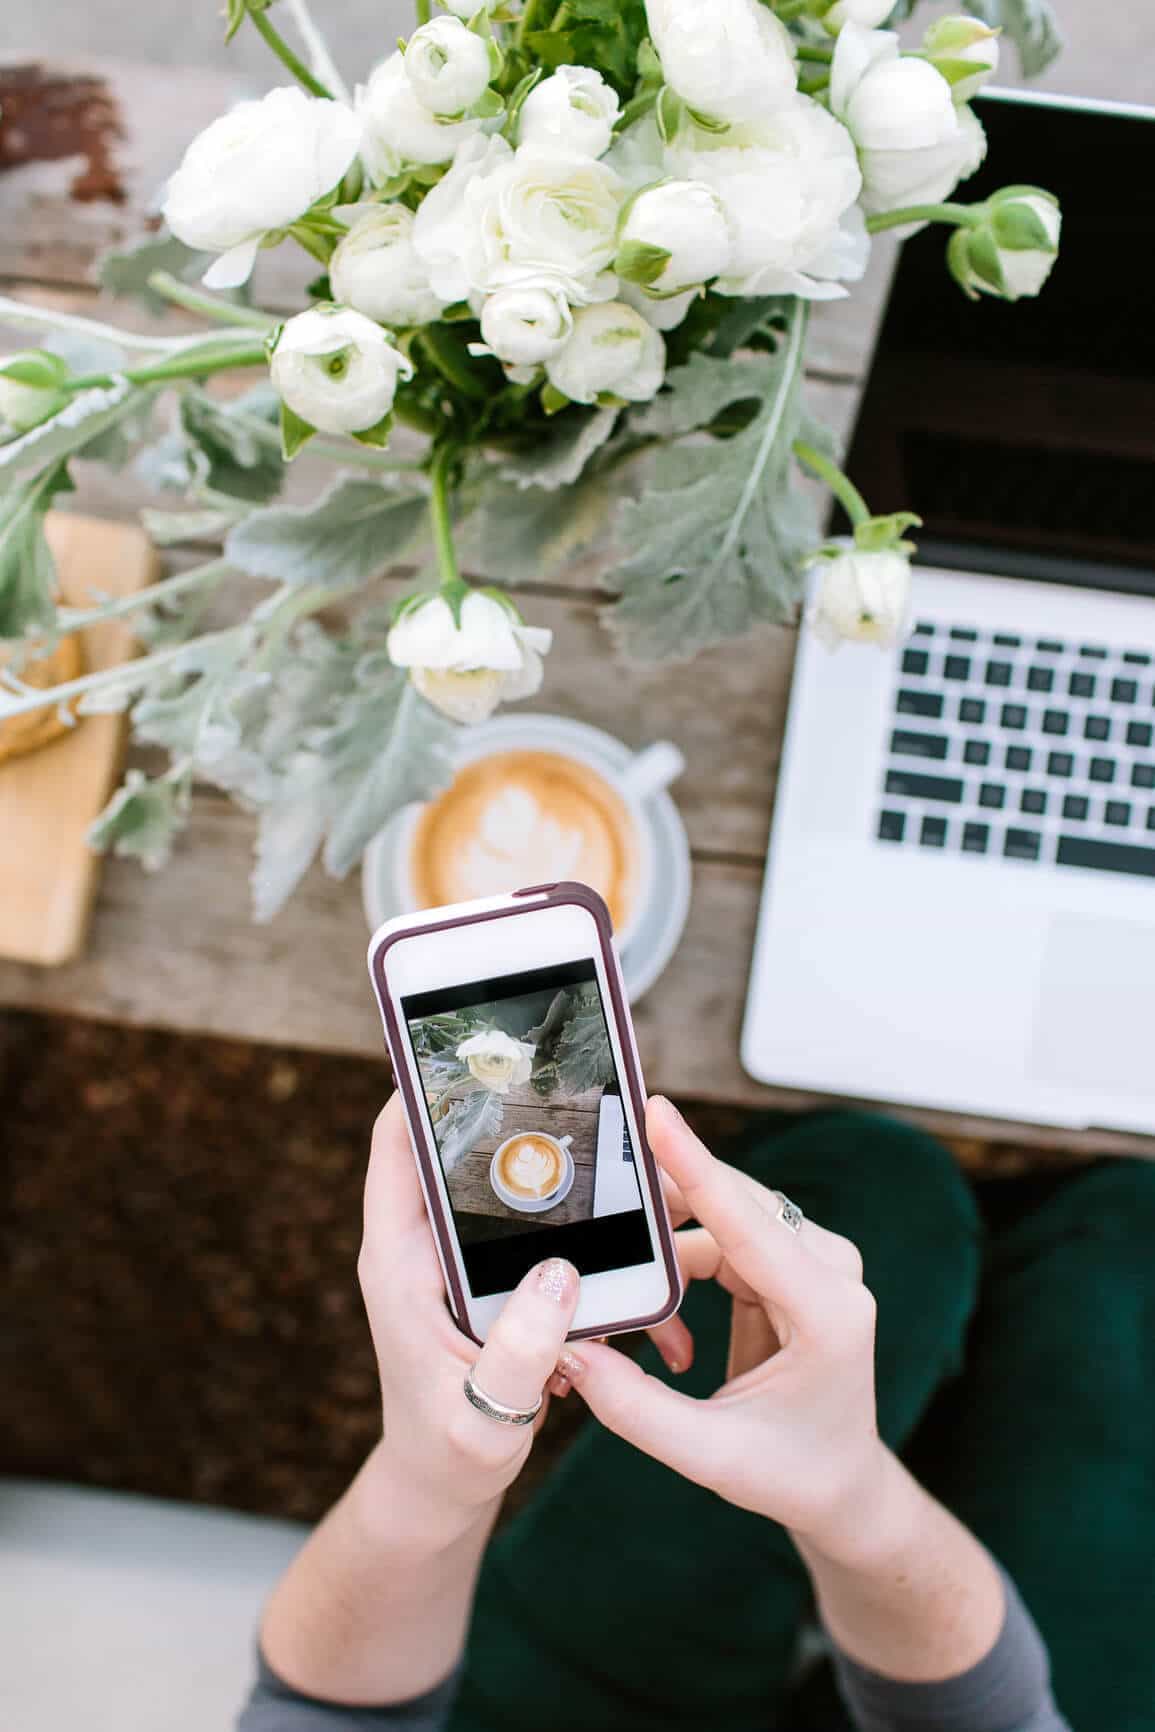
[3,1,1149,104]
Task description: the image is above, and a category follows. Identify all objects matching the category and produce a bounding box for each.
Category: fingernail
[536,1258,575,1304]
[548,1371,571,1399]
[664,1351,683,1374]
[557,1349,585,1384]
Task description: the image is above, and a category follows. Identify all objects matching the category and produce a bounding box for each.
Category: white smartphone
[368,880,682,1344]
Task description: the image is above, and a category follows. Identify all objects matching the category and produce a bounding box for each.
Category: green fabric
[448,1113,1155,1732]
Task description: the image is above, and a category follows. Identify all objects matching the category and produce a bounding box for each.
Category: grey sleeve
[832,1568,1072,1732]
[236,1654,460,1732]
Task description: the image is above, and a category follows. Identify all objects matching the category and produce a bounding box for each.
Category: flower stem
[283,0,350,103]
[55,559,232,635]
[248,6,333,98]
[865,201,978,235]
[796,43,833,61]
[0,627,245,722]
[429,445,464,591]
[793,440,870,528]
[60,342,268,393]
[288,222,337,266]
[147,271,275,331]
[418,324,489,400]
[516,0,542,47]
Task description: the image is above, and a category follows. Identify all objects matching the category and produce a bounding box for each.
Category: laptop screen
[841,93,1155,595]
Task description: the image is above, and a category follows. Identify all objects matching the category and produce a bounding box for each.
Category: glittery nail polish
[537,1258,572,1303]
[557,1349,585,1383]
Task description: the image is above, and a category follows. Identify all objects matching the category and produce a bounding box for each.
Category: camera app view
[403,962,651,1295]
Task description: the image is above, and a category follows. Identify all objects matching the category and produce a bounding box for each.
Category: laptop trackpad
[1030,913,1155,1097]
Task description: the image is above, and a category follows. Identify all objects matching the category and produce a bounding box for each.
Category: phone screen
[402,960,652,1296]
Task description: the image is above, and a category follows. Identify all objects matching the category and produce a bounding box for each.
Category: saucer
[488,1145,576,1215]
[361,713,693,1003]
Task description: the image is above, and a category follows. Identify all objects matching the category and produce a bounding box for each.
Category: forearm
[793,1446,1005,1684]
[260,1443,499,1707]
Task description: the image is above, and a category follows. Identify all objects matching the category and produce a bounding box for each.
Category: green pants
[449,1113,1155,1732]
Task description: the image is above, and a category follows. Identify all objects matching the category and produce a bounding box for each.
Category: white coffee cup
[393,717,684,953]
[490,1130,574,1213]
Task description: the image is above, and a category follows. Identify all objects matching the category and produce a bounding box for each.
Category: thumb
[470,1258,582,1412]
[561,1339,714,1485]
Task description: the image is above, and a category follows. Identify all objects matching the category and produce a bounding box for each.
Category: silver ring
[463,1367,543,1427]
[772,1190,804,1234]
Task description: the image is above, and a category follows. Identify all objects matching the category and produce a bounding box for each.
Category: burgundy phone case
[369,880,683,1345]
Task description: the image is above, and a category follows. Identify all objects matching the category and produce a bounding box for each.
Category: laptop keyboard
[876,621,1155,879]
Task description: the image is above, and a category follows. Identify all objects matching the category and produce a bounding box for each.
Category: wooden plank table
[1,56,1151,1159]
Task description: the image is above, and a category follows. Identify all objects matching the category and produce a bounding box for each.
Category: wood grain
[0,513,158,964]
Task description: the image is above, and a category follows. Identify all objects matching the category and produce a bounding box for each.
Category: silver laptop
[742,92,1155,1135]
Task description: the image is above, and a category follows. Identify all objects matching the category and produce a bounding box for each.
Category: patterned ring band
[463,1368,543,1427]
[772,1190,804,1234]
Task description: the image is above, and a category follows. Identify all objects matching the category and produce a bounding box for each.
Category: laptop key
[979,783,1006,810]
[962,822,990,854]
[885,770,964,803]
[901,649,929,676]
[1047,752,1074,778]
[878,809,906,843]
[985,661,1013,687]
[1057,836,1155,878]
[959,697,986,725]
[1000,704,1027,731]
[1063,794,1090,821]
[1037,640,1064,654]
[1105,801,1131,827]
[1089,757,1116,784]
[1068,672,1096,699]
[913,622,935,638]
[1149,808,1155,832]
[1126,720,1153,748]
[944,655,971,681]
[1084,715,1111,741]
[1111,678,1139,704]
[1021,788,1047,816]
[964,740,991,766]
[993,633,1022,647]
[920,815,948,848]
[949,628,978,642]
[1131,764,1155,790]
[1027,666,1054,693]
[891,729,949,761]
[1080,646,1109,660]
[1004,828,1042,862]
[1041,709,1069,736]
[896,688,944,719]
[1006,745,1032,772]
[1123,651,1151,665]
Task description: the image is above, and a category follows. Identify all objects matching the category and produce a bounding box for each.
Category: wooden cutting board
[0,513,158,965]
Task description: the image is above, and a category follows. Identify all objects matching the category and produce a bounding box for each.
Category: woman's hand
[358,1094,580,1528]
[559,1096,890,1557]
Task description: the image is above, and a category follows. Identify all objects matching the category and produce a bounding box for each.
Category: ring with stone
[772,1190,804,1234]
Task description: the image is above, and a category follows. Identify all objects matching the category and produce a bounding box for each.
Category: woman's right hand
[560,1097,895,1559]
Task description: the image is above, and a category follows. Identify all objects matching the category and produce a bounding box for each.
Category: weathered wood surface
[3,56,1150,1155]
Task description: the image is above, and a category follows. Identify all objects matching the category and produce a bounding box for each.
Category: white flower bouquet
[0,0,1063,916]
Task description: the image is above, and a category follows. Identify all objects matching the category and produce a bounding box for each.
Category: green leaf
[0,461,73,638]
[990,202,1057,252]
[178,387,285,503]
[351,411,394,449]
[462,465,615,583]
[540,382,569,416]
[551,986,615,1094]
[614,239,672,288]
[605,304,818,662]
[496,406,619,491]
[140,502,251,545]
[88,770,189,870]
[436,1087,504,1174]
[966,0,1061,76]
[225,474,429,589]
[280,401,316,460]
[0,381,149,480]
[0,350,70,390]
[98,232,215,313]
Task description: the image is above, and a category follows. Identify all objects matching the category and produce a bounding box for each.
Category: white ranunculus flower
[162,87,361,289]
[830,25,986,215]
[270,306,414,436]
[415,140,624,306]
[455,1028,536,1092]
[619,281,698,332]
[329,206,445,327]
[518,66,620,159]
[644,0,797,124]
[667,100,867,300]
[479,283,573,365]
[949,192,1061,301]
[921,14,1000,105]
[618,179,731,295]
[388,590,553,724]
[357,53,481,183]
[546,301,666,406]
[808,544,912,648]
[404,16,492,117]
[821,0,896,32]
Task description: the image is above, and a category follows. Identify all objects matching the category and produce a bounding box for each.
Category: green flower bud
[0,349,70,432]
[948,188,1061,302]
[921,15,1000,104]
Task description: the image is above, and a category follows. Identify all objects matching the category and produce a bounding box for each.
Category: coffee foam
[410,750,638,929]
[498,1134,563,1199]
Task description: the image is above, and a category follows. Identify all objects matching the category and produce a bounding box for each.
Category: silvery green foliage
[530,982,614,1097]
[144,386,285,506]
[967,0,1062,76]
[0,381,146,480]
[0,461,73,637]
[435,1087,504,1174]
[86,770,189,871]
[98,233,215,313]
[605,305,819,660]
[226,474,429,589]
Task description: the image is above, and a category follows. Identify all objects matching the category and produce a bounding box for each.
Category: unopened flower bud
[948,189,1061,302]
[921,14,1000,104]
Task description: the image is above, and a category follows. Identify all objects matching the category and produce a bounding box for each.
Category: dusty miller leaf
[0,461,73,638]
[226,474,428,589]
[551,989,615,1095]
[88,770,188,871]
[436,1088,504,1175]
[0,382,150,480]
[177,388,285,504]
[497,407,619,492]
[605,308,818,662]
[98,232,216,314]
[968,0,1062,76]
[463,468,615,583]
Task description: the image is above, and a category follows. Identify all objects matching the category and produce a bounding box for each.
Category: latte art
[409,749,639,931]
[496,1134,564,1199]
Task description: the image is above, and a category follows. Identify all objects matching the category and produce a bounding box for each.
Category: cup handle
[559,1135,573,1151]
[618,740,685,805]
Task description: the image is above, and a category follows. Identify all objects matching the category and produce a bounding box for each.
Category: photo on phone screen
[402,961,652,1296]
